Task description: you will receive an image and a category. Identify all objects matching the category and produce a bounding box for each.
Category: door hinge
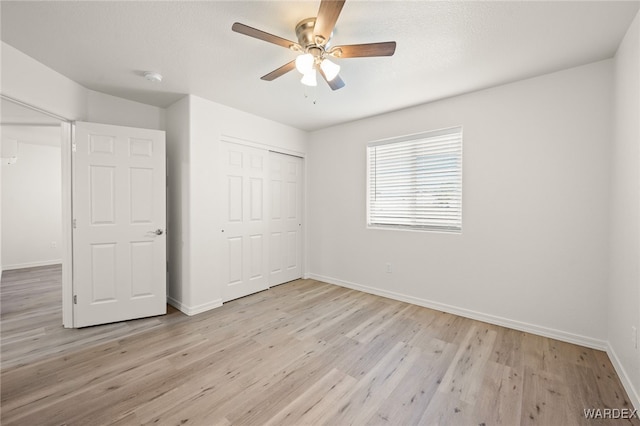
[73,219,77,229]
[73,295,77,304]
[72,143,77,153]
[166,261,169,272]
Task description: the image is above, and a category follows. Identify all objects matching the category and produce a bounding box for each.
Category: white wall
[2,142,61,269]
[609,10,640,409]
[1,42,87,121]
[165,96,190,307]
[87,89,166,131]
[307,60,613,348]
[165,94,307,314]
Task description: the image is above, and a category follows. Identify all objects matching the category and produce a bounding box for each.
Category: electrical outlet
[386,263,392,273]
[632,326,638,349]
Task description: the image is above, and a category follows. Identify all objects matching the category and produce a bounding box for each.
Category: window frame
[366,126,463,233]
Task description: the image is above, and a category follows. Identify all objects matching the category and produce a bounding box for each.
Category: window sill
[366,224,462,235]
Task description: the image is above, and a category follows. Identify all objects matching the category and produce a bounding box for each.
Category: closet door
[269,152,303,286]
[220,142,269,302]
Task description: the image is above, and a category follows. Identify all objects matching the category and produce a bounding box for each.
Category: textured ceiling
[1,1,638,131]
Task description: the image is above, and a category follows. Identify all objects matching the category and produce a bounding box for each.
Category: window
[367,126,462,232]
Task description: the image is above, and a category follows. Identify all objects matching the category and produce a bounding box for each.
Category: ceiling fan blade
[232,22,300,50]
[314,0,346,43]
[261,60,296,81]
[319,67,345,91]
[332,41,396,58]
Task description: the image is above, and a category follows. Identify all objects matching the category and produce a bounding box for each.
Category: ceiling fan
[231,0,396,91]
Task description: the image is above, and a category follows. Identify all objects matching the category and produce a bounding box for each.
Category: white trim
[302,156,308,280]
[368,125,463,148]
[606,343,640,410]
[61,122,73,328]
[167,296,222,316]
[306,273,608,351]
[0,94,70,123]
[366,224,463,235]
[220,134,305,159]
[2,259,62,271]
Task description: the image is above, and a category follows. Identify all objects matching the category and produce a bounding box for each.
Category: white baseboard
[306,273,608,351]
[167,296,222,316]
[606,343,640,411]
[2,259,62,271]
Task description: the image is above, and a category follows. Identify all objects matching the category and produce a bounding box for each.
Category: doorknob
[154,229,164,235]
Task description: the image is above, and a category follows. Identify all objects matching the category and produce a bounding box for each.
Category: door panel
[90,243,116,302]
[90,166,115,224]
[269,152,303,286]
[130,168,154,222]
[73,121,166,327]
[220,142,269,302]
[131,241,154,297]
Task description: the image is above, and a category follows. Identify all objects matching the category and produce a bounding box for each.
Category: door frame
[61,121,72,327]
[0,94,74,327]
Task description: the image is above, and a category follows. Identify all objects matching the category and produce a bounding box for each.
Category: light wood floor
[1,265,638,426]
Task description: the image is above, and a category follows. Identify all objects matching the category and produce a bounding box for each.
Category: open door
[72,121,166,327]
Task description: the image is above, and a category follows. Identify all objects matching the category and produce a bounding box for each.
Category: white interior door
[220,142,269,302]
[269,152,303,286]
[73,121,166,327]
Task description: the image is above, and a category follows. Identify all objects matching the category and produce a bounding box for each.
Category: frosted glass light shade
[301,70,317,86]
[295,53,314,74]
[320,58,340,81]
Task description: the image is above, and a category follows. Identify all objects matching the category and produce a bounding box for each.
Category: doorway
[1,97,168,328]
[0,96,71,325]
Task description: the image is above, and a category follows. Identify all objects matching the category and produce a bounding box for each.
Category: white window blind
[367,127,462,232]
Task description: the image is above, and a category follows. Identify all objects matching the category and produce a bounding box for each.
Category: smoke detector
[143,71,163,83]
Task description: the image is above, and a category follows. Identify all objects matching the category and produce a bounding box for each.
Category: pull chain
[304,85,318,105]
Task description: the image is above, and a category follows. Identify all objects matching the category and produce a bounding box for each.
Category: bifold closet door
[269,151,303,286]
[220,142,269,302]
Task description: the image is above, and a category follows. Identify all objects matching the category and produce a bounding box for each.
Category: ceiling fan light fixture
[300,69,317,86]
[320,58,340,81]
[231,0,396,91]
[295,53,314,74]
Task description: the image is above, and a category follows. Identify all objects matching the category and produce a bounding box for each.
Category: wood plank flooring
[1,265,638,425]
